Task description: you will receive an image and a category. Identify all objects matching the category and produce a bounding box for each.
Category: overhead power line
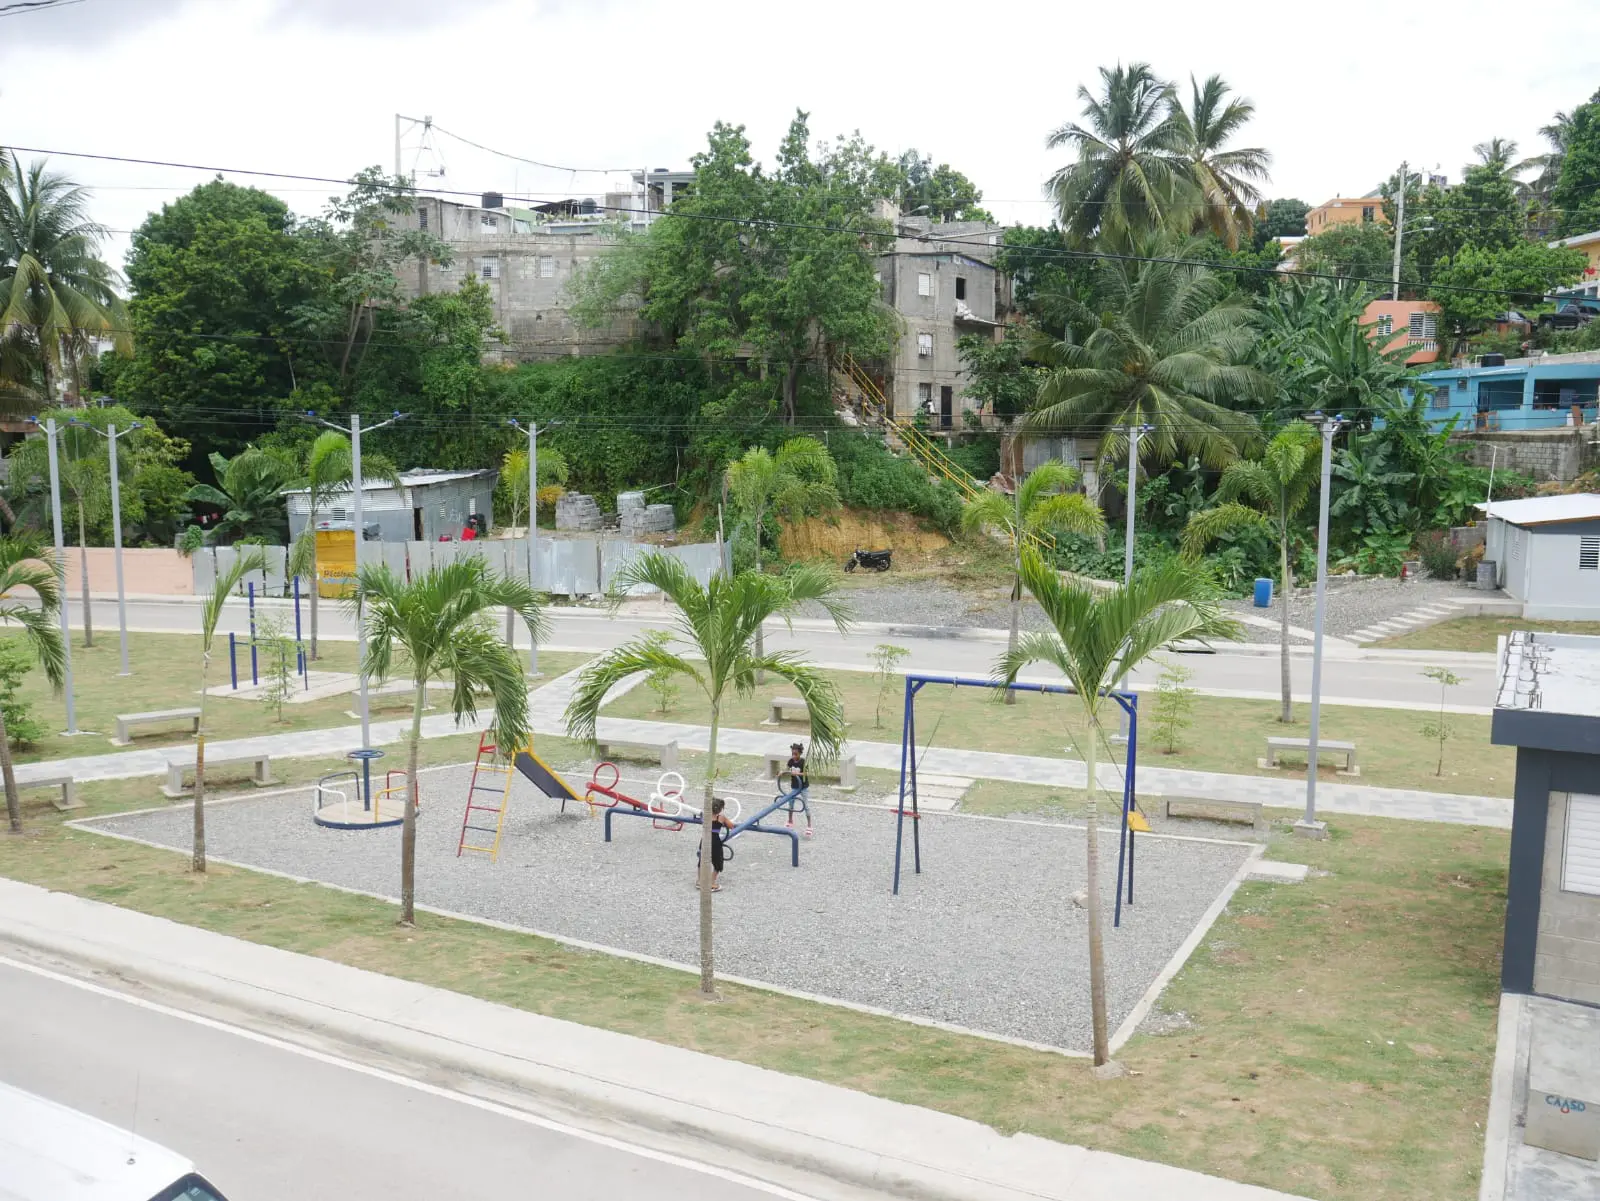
[0,0,84,15]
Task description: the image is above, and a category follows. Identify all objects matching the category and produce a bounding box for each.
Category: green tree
[0,151,128,410]
[1172,74,1271,249]
[0,536,66,833]
[1250,280,1372,424]
[565,554,849,996]
[185,446,299,544]
[1183,422,1323,722]
[870,642,909,729]
[956,326,1043,420]
[893,150,993,222]
[114,180,330,465]
[961,462,1104,695]
[993,224,1098,333]
[1551,89,1600,237]
[353,558,544,925]
[193,548,266,870]
[1046,63,1189,243]
[1026,239,1268,467]
[1255,198,1310,242]
[1295,221,1396,284]
[997,549,1242,1064]
[1420,666,1464,776]
[1428,242,1587,345]
[495,442,569,532]
[1522,111,1574,237]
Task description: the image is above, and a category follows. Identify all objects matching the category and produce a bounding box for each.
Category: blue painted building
[1415,351,1600,432]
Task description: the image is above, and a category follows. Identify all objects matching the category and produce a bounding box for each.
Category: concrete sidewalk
[0,877,1311,1201]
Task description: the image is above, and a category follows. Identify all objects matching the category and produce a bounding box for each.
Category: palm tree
[565,553,849,996]
[1046,63,1191,243]
[1296,300,1417,416]
[960,461,1104,702]
[1173,74,1272,249]
[1026,242,1269,469]
[193,549,266,872]
[353,558,544,925]
[286,432,400,660]
[1519,114,1572,238]
[0,536,65,833]
[0,151,128,406]
[1474,138,1520,169]
[499,443,569,534]
[185,447,299,544]
[725,437,841,679]
[997,549,1242,1064]
[1182,423,1322,723]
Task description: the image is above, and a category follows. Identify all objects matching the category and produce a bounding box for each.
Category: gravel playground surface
[88,765,1254,1052]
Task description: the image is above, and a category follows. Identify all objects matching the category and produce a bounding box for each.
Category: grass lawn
[604,667,1515,797]
[1375,615,1600,653]
[8,633,590,765]
[0,781,1503,1201]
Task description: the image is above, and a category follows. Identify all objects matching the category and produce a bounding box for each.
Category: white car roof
[0,1080,195,1201]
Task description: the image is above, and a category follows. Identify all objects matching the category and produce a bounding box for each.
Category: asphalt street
[0,958,810,1201]
[70,596,1499,710]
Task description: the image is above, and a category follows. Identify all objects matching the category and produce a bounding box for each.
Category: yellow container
[316,528,356,599]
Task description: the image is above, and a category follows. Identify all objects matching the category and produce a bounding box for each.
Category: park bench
[20,772,80,812]
[161,752,274,798]
[765,750,857,792]
[111,707,201,747]
[765,696,809,724]
[1160,796,1266,833]
[594,737,679,769]
[1263,736,1359,775]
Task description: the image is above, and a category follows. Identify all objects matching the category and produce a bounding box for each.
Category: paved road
[67,597,1499,710]
[0,958,808,1201]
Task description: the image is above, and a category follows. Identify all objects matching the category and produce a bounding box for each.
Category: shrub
[0,637,43,749]
[1417,530,1459,580]
[832,433,964,532]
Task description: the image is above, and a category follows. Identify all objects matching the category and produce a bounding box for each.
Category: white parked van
[0,1080,229,1200]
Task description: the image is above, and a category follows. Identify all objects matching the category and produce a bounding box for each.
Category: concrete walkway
[0,877,1313,1201]
[17,666,1511,829]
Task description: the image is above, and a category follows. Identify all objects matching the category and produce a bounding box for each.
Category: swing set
[891,673,1145,927]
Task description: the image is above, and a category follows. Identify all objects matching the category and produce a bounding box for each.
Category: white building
[1479,494,1600,619]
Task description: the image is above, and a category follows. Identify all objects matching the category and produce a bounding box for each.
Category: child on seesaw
[783,741,813,837]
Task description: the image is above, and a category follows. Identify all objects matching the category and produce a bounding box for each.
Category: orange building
[1363,299,1441,365]
[1306,197,1386,234]
[1550,229,1600,297]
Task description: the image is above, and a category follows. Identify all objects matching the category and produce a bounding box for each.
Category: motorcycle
[845,548,892,573]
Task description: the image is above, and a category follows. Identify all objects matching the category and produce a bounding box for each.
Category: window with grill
[1408,311,1437,341]
[539,256,556,278]
[1582,536,1600,571]
[1563,793,1600,895]
[481,214,498,230]
[917,273,931,297]
[1376,315,1394,337]
[418,208,428,230]
[480,258,499,280]
[917,382,934,407]
[1362,206,1376,222]
[1431,386,1450,409]
[917,333,933,357]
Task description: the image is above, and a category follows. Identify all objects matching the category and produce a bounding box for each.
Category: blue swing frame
[892,673,1141,927]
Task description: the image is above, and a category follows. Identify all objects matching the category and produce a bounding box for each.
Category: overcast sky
[1,0,1593,275]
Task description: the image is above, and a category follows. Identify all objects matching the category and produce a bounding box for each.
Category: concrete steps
[1348,596,1473,645]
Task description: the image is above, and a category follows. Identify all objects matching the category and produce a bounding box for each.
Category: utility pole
[1391,161,1407,301]
[1299,413,1342,839]
[70,419,141,676]
[508,418,557,677]
[42,418,77,733]
[1123,424,1150,583]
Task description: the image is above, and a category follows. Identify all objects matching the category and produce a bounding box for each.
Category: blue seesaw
[603,783,808,867]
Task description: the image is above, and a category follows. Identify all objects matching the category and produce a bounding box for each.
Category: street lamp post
[39,418,78,733]
[1298,412,1343,839]
[70,419,142,676]
[507,418,558,677]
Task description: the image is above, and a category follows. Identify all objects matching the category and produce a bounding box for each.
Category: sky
[1,0,1595,275]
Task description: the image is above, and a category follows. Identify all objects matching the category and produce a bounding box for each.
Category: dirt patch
[779,509,949,562]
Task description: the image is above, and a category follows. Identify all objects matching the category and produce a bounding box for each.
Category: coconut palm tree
[725,437,841,679]
[1046,62,1191,243]
[352,558,544,925]
[1026,242,1269,469]
[193,548,266,871]
[1173,74,1272,249]
[565,553,849,996]
[286,432,399,660]
[1474,138,1520,170]
[185,446,300,544]
[1182,423,1322,723]
[0,151,128,406]
[996,549,1242,1064]
[960,461,1104,703]
[0,535,65,833]
[498,443,569,534]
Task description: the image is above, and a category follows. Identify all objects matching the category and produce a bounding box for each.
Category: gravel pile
[91,770,1252,1052]
[1223,575,1474,639]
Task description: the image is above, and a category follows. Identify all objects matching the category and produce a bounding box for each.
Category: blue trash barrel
[1253,577,1274,608]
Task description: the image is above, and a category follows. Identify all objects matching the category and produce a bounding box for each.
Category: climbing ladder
[456,732,517,860]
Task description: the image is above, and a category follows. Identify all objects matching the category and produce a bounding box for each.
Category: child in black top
[782,742,813,837]
[704,797,735,891]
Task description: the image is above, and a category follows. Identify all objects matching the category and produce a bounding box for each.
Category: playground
[85,748,1257,1052]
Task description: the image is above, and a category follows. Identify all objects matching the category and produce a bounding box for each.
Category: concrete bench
[765,751,857,792]
[594,738,679,769]
[1263,736,1358,775]
[765,696,808,724]
[161,753,274,798]
[1160,796,1266,833]
[111,707,201,747]
[21,773,80,812]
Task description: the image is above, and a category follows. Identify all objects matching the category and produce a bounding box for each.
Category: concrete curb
[0,878,1311,1201]
[1479,991,1524,1201]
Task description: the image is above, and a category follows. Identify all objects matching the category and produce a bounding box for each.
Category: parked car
[1538,298,1600,330]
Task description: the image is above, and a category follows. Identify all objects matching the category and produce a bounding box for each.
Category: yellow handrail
[836,353,1057,556]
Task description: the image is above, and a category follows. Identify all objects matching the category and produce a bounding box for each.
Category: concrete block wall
[1535,791,1600,1005]
[1453,429,1597,483]
[554,494,603,532]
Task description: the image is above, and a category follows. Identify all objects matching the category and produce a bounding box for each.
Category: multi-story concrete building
[1305,196,1385,233]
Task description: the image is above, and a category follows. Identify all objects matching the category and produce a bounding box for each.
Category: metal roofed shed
[284,469,498,543]
[1477,494,1600,619]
